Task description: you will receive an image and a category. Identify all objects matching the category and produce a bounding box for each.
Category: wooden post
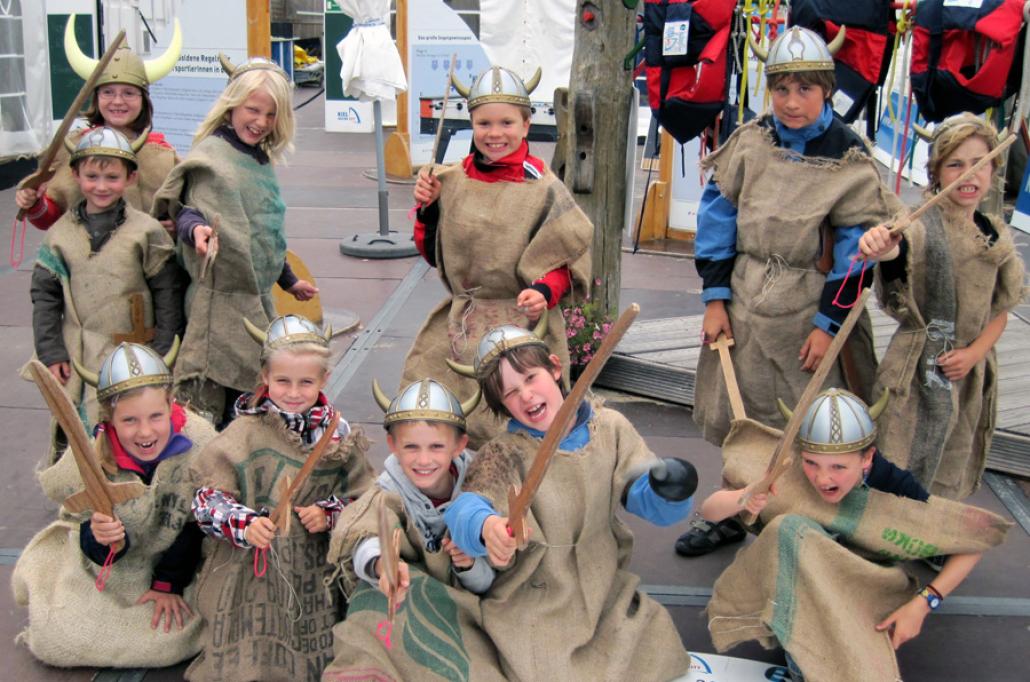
[246,0,271,58]
[634,128,674,242]
[385,0,413,178]
[562,3,636,316]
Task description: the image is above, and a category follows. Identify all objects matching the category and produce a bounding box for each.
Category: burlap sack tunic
[46,129,178,215]
[321,487,505,681]
[694,121,899,446]
[401,164,592,447]
[707,419,1011,682]
[458,406,690,681]
[11,410,216,668]
[874,206,1027,499]
[152,135,287,394]
[25,205,174,436]
[187,412,374,682]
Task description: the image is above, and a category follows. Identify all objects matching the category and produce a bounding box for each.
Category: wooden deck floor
[596,306,1030,477]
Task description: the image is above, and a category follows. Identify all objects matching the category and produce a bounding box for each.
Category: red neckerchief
[462,140,543,183]
[427,463,461,508]
[102,402,188,475]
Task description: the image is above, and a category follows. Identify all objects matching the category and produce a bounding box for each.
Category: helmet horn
[142,19,182,84]
[323,325,333,343]
[162,335,181,370]
[532,307,548,340]
[243,317,268,345]
[371,379,392,413]
[64,15,100,81]
[776,398,794,422]
[218,53,236,77]
[827,25,847,56]
[63,133,77,156]
[461,387,482,417]
[445,357,477,378]
[867,388,890,421]
[913,123,933,142]
[130,126,151,153]
[450,71,470,98]
[72,357,100,388]
[524,67,542,95]
[747,29,768,64]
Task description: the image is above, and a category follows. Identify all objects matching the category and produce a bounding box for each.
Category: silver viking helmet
[748,25,846,75]
[65,126,148,166]
[244,315,332,352]
[372,378,480,430]
[65,15,182,90]
[451,65,542,110]
[74,338,180,403]
[445,309,549,380]
[778,388,889,454]
[219,53,289,81]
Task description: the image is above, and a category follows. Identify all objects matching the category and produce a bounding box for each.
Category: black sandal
[674,518,746,557]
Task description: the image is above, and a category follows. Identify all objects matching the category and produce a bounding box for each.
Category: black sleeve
[817,267,876,331]
[79,519,131,565]
[277,259,299,290]
[416,201,439,267]
[146,260,187,354]
[695,257,735,293]
[30,265,69,366]
[151,522,206,595]
[877,237,909,284]
[866,450,930,502]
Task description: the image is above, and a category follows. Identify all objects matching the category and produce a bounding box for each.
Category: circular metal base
[361,168,418,185]
[339,231,419,259]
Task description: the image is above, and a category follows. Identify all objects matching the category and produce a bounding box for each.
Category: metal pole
[374,99,390,237]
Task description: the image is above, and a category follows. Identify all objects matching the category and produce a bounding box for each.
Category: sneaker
[674,518,746,557]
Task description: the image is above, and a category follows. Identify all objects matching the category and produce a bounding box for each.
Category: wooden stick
[17,30,127,219]
[198,213,221,282]
[507,303,640,548]
[889,132,1015,235]
[27,360,144,552]
[737,289,872,523]
[709,334,746,421]
[377,498,402,622]
[269,411,340,529]
[429,53,458,167]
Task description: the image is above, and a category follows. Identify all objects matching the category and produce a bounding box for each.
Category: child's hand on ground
[136,589,193,632]
[15,184,44,211]
[442,537,474,569]
[936,347,979,381]
[193,224,213,256]
[414,169,441,206]
[376,557,411,607]
[516,288,546,322]
[876,596,930,649]
[49,361,71,385]
[858,225,901,261]
[90,512,125,546]
[701,300,732,344]
[799,328,832,372]
[294,504,328,533]
[245,516,277,549]
[288,279,319,301]
[482,515,518,567]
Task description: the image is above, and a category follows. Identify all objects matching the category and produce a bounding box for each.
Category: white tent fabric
[1,2,50,158]
[335,0,407,101]
[479,0,575,103]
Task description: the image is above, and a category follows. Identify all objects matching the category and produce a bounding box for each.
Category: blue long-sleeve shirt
[694,103,872,335]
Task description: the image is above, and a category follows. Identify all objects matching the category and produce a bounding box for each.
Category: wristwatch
[918,585,943,611]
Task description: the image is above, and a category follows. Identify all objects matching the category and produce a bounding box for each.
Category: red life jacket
[911,0,1025,122]
[643,0,736,144]
[791,0,894,123]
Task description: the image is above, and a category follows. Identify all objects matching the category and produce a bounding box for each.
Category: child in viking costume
[152,56,317,427]
[678,26,902,557]
[28,127,184,462]
[405,64,593,448]
[443,324,698,681]
[859,113,1027,501]
[322,378,505,681]
[703,389,1009,682]
[188,315,374,682]
[12,341,216,668]
[15,16,182,230]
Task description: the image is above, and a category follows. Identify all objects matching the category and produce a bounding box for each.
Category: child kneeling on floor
[443,324,699,681]
[703,388,1007,682]
[188,315,374,682]
[322,378,505,681]
[13,341,215,668]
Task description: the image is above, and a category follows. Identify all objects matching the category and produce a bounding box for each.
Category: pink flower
[567,328,576,338]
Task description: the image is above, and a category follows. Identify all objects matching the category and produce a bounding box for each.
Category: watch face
[929,596,941,609]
